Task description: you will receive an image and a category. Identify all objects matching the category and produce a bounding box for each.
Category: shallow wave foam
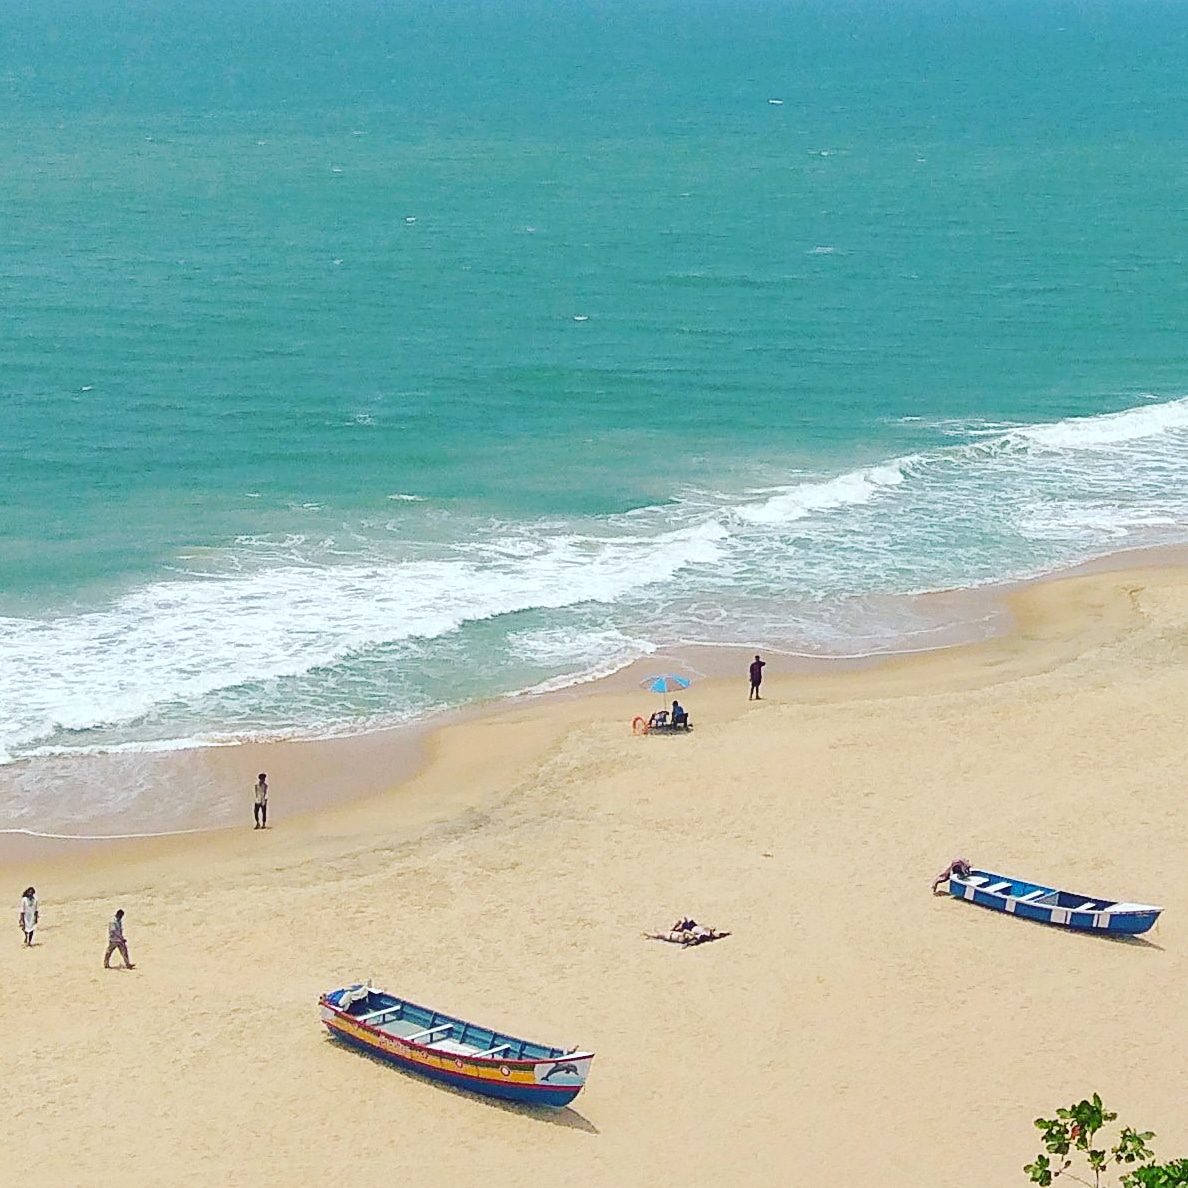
[732,462,907,525]
[7,396,1188,772]
[0,522,724,757]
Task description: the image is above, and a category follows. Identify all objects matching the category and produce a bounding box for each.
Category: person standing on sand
[18,887,38,946]
[749,654,766,700]
[104,909,134,969]
[253,772,268,829]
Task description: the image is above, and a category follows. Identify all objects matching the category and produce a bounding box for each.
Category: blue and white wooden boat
[945,869,1162,935]
[319,985,594,1106]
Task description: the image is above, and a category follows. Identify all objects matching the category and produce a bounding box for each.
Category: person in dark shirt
[748,654,766,700]
[671,700,689,728]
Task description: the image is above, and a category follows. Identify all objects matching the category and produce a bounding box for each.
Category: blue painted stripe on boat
[948,873,1161,935]
[325,1028,585,1106]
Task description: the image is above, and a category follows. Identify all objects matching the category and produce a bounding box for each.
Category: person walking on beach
[18,886,38,946]
[749,654,766,700]
[104,909,134,969]
[253,772,268,829]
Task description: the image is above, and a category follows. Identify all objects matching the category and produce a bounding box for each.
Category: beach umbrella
[641,674,691,695]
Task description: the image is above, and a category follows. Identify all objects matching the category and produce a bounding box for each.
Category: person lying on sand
[931,857,971,896]
[645,918,730,946]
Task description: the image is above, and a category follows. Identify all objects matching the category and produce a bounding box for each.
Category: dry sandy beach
[3,563,1187,1187]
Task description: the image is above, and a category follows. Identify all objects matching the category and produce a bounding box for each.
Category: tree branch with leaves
[1024,1095,1186,1188]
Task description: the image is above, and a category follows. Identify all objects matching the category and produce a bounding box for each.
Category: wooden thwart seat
[984,881,1013,894]
[406,1023,454,1043]
[472,1044,512,1059]
[357,1006,401,1025]
[1014,889,1047,903]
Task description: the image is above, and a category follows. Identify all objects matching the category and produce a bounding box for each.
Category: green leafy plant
[1125,1162,1188,1188]
[1024,1096,1187,1188]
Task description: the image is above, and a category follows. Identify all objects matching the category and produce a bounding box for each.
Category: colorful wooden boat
[319,985,594,1106]
[945,868,1162,935]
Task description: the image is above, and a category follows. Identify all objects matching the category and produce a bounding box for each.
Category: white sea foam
[8,397,1188,779]
[732,463,907,525]
[1009,396,1188,450]
[510,628,656,697]
[0,825,218,840]
[0,521,724,757]
[12,735,242,762]
[508,625,655,671]
[1015,502,1176,542]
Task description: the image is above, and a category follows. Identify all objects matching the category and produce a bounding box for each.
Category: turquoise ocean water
[4,1,1188,813]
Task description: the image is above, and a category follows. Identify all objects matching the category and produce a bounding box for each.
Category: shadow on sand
[321,1033,600,1133]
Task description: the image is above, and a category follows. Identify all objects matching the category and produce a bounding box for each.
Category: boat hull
[319,996,592,1107]
[947,870,1161,935]
[325,1027,586,1105]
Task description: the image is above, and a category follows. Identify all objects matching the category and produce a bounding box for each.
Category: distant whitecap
[573,315,589,322]
[81,385,93,392]
[768,98,784,105]
[405,217,416,224]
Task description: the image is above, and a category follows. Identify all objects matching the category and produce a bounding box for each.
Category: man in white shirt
[104,909,134,969]
[253,773,268,829]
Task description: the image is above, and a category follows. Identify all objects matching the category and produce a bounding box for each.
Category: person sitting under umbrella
[636,674,693,733]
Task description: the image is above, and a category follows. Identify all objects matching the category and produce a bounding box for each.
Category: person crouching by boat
[931,857,971,896]
[18,887,38,946]
[104,909,135,969]
[253,772,268,829]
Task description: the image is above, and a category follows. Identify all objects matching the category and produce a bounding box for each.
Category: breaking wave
[4,397,1188,765]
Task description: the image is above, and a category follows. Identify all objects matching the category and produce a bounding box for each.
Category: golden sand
[3,565,1186,1186]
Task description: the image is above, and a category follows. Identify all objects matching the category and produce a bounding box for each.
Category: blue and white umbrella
[641,674,691,695]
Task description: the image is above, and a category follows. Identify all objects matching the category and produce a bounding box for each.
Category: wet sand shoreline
[12,541,1188,857]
